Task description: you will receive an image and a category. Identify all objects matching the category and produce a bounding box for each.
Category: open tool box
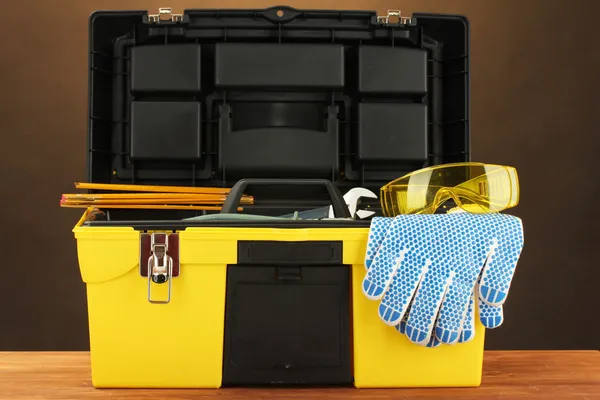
[75,6,480,388]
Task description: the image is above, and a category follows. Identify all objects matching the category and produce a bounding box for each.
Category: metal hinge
[377,10,413,25]
[148,7,183,24]
[140,232,180,304]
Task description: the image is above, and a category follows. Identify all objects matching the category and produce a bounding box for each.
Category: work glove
[364,217,439,348]
[364,217,506,332]
[364,217,393,270]
[382,215,508,344]
[442,214,523,344]
[395,283,505,345]
[364,216,451,347]
[363,213,524,346]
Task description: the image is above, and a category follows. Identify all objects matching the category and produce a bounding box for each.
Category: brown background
[0,0,598,351]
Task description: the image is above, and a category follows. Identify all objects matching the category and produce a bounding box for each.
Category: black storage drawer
[222,241,351,385]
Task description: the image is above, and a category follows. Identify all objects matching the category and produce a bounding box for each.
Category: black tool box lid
[85,6,470,225]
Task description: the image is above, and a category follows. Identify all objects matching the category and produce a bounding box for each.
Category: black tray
[86,6,470,224]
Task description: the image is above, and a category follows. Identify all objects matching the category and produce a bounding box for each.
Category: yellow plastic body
[73,210,485,388]
[352,264,486,388]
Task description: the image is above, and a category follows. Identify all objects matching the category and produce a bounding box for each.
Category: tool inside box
[83,7,470,386]
[86,7,469,225]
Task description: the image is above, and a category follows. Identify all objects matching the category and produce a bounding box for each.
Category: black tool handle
[220,179,351,219]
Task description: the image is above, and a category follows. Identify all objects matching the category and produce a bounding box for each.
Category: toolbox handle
[221,179,352,218]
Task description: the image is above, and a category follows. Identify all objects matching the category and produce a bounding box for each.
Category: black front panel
[222,241,351,386]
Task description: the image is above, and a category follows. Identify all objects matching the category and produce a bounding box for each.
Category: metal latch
[377,10,413,25]
[148,7,183,23]
[140,232,180,304]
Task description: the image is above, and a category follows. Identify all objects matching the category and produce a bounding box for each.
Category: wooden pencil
[60,203,243,211]
[74,182,235,195]
[62,194,253,205]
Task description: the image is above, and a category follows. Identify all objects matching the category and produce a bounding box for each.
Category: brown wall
[0,0,598,350]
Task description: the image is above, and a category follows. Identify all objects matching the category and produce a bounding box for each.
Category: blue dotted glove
[362,215,512,338]
[364,216,442,349]
[364,217,393,270]
[396,284,504,345]
[450,213,523,343]
[363,213,524,346]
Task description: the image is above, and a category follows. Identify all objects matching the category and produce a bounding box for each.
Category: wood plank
[0,351,598,399]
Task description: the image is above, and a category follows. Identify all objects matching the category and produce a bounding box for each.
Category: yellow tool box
[74,6,482,388]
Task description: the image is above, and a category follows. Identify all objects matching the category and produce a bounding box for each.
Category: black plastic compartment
[358,103,428,162]
[215,43,345,88]
[131,44,202,92]
[86,6,470,387]
[130,101,202,160]
[87,7,470,221]
[223,240,350,385]
[358,46,428,94]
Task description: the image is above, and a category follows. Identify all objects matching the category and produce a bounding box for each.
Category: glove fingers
[365,217,393,270]
[427,304,444,348]
[398,293,486,344]
[378,251,428,325]
[478,294,504,328]
[430,213,487,344]
[378,278,405,326]
[363,217,428,301]
[435,284,471,344]
[395,307,410,334]
[396,302,442,348]
[405,264,450,345]
[479,250,521,306]
[426,332,442,348]
[458,294,476,343]
[362,224,404,300]
[479,216,524,306]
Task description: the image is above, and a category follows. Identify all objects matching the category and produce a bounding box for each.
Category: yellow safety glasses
[380,162,519,216]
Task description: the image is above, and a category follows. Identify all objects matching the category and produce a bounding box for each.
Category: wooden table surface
[0,351,598,399]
